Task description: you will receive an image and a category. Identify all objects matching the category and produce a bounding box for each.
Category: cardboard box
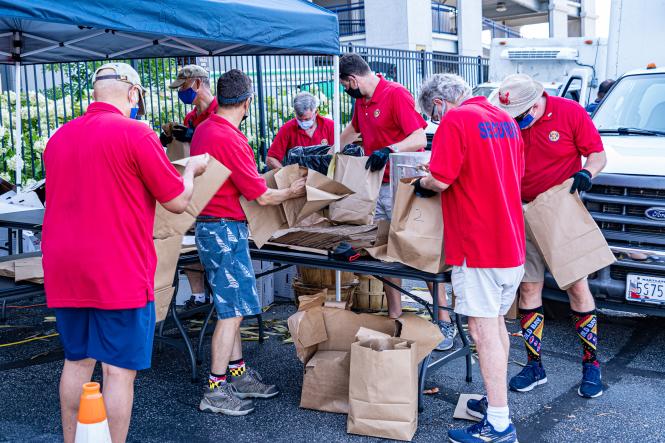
[252,259,274,307]
[153,155,230,322]
[288,294,442,414]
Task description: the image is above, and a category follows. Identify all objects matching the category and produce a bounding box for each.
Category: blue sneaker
[509,361,547,392]
[578,363,603,398]
[466,396,487,420]
[448,417,518,443]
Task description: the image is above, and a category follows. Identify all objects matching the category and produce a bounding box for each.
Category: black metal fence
[1,45,489,184]
[329,2,366,37]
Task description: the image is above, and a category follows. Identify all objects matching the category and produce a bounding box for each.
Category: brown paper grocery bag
[166,139,190,162]
[347,334,418,441]
[387,178,446,274]
[275,165,353,227]
[329,155,384,225]
[300,350,351,414]
[524,179,616,290]
[241,169,288,248]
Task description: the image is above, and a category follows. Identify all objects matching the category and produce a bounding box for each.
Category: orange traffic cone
[74,382,112,443]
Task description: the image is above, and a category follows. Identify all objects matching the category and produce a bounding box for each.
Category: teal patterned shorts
[195,219,261,320]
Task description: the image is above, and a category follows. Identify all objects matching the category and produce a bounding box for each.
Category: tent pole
[333,54,342,303]
[14,60,22,188]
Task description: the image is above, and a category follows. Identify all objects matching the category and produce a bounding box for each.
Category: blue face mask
[129,107,140,119]
[297,116,316,130]
[517,113,535,129]
[178,87,197,105]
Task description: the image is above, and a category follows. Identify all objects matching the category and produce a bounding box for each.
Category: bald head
[92,68,139,117]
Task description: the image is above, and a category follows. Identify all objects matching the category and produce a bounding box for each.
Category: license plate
[626,274,665,304]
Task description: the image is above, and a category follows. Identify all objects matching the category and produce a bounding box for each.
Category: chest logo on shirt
[374,109,381,118]
[549,130,560,142]
[321,139,329,145]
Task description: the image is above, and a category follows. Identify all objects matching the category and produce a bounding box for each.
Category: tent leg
[333,54,342,303]
[14,60,23,188]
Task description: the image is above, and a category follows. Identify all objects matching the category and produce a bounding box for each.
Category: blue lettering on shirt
[478,121,518,139]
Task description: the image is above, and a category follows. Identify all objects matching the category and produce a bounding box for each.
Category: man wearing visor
[266,91,335,170]
[492,73,607,399]
[44,62,207,442]
[190,69,306,416]
[161,65,219,309]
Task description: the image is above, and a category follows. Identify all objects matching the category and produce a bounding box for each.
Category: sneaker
[229,367,279,399]
[466,396,488,420]
[199,383,254,416]
[509,361,548,392]
[448,417,518,443]
[436,320,458,351]
[578,363,603,398]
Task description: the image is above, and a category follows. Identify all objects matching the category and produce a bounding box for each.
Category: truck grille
[583,184,665,244]
[610,265,665,281]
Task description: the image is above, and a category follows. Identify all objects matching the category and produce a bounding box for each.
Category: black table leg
[169,301,198,383]
[458,313,473,383]
[197,303,216,365]
[418,352,431,412]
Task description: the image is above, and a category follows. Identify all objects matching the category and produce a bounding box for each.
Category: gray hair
[417,74,472,117]
[293,92,319,116]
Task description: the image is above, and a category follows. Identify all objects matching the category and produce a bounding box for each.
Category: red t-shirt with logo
[190,114,268,220]
[43,102,185,309]
[430,97,525,268]
[351,76,427,182]
[267,115,335,162]
[520,93,604,202]
[184,98,219,128]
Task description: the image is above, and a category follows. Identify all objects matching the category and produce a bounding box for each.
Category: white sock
[192,292,206,303]
[486,405,510,432]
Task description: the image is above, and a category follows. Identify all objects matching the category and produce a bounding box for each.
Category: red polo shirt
[43,102,185,309]
[267,114,335,162]
[521,93,604,202]
[184,98,219,128]
[351,76,427,181]
[430,97,525,268]
[190,114,268,220]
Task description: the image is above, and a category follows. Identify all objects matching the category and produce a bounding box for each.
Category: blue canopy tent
[0,0,341,184]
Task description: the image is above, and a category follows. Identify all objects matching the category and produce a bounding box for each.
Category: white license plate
[626,274,665,304]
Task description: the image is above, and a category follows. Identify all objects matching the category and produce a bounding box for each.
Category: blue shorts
[54,302,156,370]
[196,219,261,320]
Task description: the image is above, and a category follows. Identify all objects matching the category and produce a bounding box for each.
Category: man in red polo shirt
[190,69,305,416]
[337,54,457,343]
[493,74,607,399]
[416,73,524,443]
[43,62,207,443]
[267,91,335,169]
[159,65,219,309]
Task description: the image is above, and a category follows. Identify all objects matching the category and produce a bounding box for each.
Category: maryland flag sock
[228,359,246,377]
[520,306,545,363]
[572,310,599,367]
[208,373,226,390]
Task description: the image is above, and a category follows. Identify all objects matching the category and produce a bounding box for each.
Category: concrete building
[313,0,598,55]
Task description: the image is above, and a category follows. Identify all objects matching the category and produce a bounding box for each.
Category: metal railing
[432,3,458,34]
[328,2,366,37]
[482,17,521,38]
[1,46,489,184]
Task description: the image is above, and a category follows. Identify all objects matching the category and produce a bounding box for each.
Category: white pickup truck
[542,66,665,315]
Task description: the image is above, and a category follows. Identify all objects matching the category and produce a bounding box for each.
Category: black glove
[172,124,195,143]
[570,169,593,194]
[159,131,173,147]
[412,177,437,198]
[365,147,392,172]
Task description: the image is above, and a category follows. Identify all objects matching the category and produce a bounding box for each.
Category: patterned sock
[208,372,226,390]
[228,359,246,377]
[520,306,544,363]
[572,310,599,367]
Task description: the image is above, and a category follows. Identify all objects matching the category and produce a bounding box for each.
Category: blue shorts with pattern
[195,219,261,320]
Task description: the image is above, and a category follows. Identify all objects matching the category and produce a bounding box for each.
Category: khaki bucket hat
[490,74,544,118]
[93,62,147,116]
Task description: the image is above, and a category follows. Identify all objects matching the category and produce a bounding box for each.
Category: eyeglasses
[514,106,533,123]
[431,104,440,124]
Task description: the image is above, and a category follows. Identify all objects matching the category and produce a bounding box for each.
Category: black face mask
[345,87,364,99]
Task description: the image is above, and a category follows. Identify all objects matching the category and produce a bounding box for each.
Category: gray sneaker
[229,367,279,399]
[199,383,255,416]
[436,320,457,351]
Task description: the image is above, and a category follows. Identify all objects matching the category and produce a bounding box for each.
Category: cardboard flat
[14,256,44,283]
[453,394,484,422]
[329,155,384,225]
[300,350,351,414]
[241,169,288,248]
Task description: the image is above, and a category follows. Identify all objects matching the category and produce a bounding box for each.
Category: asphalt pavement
[1,299,664,443]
